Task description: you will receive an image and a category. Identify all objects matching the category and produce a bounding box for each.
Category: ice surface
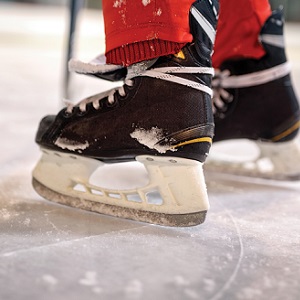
[1,3,300,300]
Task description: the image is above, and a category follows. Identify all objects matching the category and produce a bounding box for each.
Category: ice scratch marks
[209,208,244,300]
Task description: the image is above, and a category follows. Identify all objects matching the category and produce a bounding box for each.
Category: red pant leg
[212,0,272,68]
[103,0,272,67]
[103,0,195,65]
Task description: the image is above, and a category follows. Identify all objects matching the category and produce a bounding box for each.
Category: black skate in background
[206,9,300,180]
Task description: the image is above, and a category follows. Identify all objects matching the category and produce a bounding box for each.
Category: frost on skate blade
[32,149,209,226]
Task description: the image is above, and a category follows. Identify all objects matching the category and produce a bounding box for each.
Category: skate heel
[256,137,300,180]
[32,149,209,226]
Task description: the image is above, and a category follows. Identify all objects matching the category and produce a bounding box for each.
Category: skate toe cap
[35,115,56,144]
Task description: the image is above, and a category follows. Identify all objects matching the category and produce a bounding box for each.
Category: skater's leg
[206,1,300,180]
[103,0,196,66]
[33,0,219,226]
[213,0,271,68]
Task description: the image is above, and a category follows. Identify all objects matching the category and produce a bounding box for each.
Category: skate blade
[32,149,209,227]
[205,137,300,181]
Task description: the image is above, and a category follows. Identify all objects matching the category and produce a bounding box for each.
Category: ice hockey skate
[205,9,300,180]
[32,0,219,226]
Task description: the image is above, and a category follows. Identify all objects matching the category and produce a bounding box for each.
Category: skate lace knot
[212,69,233,116]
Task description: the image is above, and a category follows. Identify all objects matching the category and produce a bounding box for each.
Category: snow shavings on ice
[79,271,98,286]
[54,137,89,152]
[130,127,177,153]
[23,218,31,226]
[42,274,58,286]
[1,208,11,220]
[173,275,190,287]
[125,279,143,298]
[79,272,103,295]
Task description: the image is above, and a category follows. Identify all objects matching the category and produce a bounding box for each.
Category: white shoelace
[65,62,214,114]
[65,79,134,114]
[212,69,233,114]
[212,62,291,115]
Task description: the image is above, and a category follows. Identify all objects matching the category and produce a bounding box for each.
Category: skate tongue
[68,54,127,82]
[126,59,158,79]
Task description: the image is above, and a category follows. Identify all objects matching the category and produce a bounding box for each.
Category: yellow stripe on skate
[271,120,300,142]
[172,137,212,149]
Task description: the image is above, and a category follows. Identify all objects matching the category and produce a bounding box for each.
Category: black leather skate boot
[207,9,300,180]
[32,0,219,226]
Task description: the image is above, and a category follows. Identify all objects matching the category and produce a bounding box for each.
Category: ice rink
[1,2,300,300]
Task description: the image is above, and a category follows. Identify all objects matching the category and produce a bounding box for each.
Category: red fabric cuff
[106,39,186,66]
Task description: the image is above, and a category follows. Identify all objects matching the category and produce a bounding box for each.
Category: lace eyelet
[62,108,74,118]
[92,100,103,111]
[77,105,90,116]
[118,90,129,101]
[126,79,135,90]
[106,97,118,108]
[77,110,87,116]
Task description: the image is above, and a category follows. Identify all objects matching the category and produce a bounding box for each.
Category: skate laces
[126,58,214,95]
[65,59,214,114]
[212,69,233,115]
[212,62,292,116]
[64,79,134,114]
